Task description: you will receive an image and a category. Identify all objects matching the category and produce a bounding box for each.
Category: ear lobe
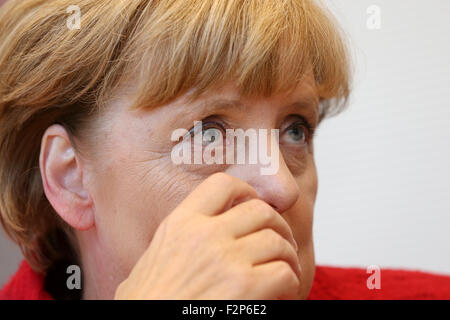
[39,124,94,230]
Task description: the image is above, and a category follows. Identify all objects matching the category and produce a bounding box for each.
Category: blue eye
[287,126,305,142]
[202,127,222,146]
[187,121,226,146]
[282,121,309,144]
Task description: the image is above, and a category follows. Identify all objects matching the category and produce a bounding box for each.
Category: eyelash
[187,120,226,137]
[186,116,315,142]
[284,117,315,142]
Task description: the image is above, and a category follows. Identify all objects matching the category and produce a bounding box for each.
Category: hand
[114,172,301,299]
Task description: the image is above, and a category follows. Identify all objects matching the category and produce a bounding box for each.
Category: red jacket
[1,260,449,300]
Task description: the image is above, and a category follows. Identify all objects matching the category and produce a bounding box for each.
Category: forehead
[113,72,319,127]
[186,71,319,108]
[148,73,320,129]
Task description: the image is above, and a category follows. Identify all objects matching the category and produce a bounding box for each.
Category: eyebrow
[198,96,318,114]
[196,98,246,115]
[285,100,320,123]
[195,95,320,126]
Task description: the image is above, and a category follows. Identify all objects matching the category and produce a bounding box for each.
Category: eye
[281,120,310,145]
[187,121,226,147]
[202,127,222,146]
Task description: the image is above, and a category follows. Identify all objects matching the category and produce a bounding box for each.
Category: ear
[39,124,94,230]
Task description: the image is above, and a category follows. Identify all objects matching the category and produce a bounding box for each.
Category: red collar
[2,260,450,300]
[0,260,53,300]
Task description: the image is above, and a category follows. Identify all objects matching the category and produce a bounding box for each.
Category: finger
[251,261,300,300]
[237,228,302,280]
[175,173,258,216]
[217,199,298,251]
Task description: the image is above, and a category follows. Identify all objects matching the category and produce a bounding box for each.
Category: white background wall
[1,0,450,287]
[314,0,450,274]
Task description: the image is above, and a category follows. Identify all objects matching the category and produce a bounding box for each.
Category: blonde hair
[0,0,351,273]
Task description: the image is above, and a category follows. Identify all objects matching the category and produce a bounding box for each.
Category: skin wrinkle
[170,81,318,176]
[0,0,351,298]
[145,164,185,207]
[69,74,320,299]
[173,85,320,134]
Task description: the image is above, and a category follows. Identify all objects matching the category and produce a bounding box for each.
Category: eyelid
[187,119,227,136]
[186,115,315,138]
[283,115,315,137]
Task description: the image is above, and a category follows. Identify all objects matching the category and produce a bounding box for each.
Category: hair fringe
[0,0,352,273]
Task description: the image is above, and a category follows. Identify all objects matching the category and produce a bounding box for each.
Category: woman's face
[78,74,319,299]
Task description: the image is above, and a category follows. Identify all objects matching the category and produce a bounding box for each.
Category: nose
[228,153,300,214]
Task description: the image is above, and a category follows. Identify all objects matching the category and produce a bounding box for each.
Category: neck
[76,230,126,300]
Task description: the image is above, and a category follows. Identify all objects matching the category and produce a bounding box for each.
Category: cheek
[288,159,318,299]
[89,150,205,271]
[288,155,318,241]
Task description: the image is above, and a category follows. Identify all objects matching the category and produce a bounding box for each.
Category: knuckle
[260,207,277,226]
[209,172,234,187]
[164,208,198,233]
[249,199,274,219]
[289,274,300,293]
[277,261,297,283]
[229,266,253,294]
[278,241,291,259]
[260,227,276,239]
[154,215,174,240]
[162,211,180,230]
[267,229,287,251]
